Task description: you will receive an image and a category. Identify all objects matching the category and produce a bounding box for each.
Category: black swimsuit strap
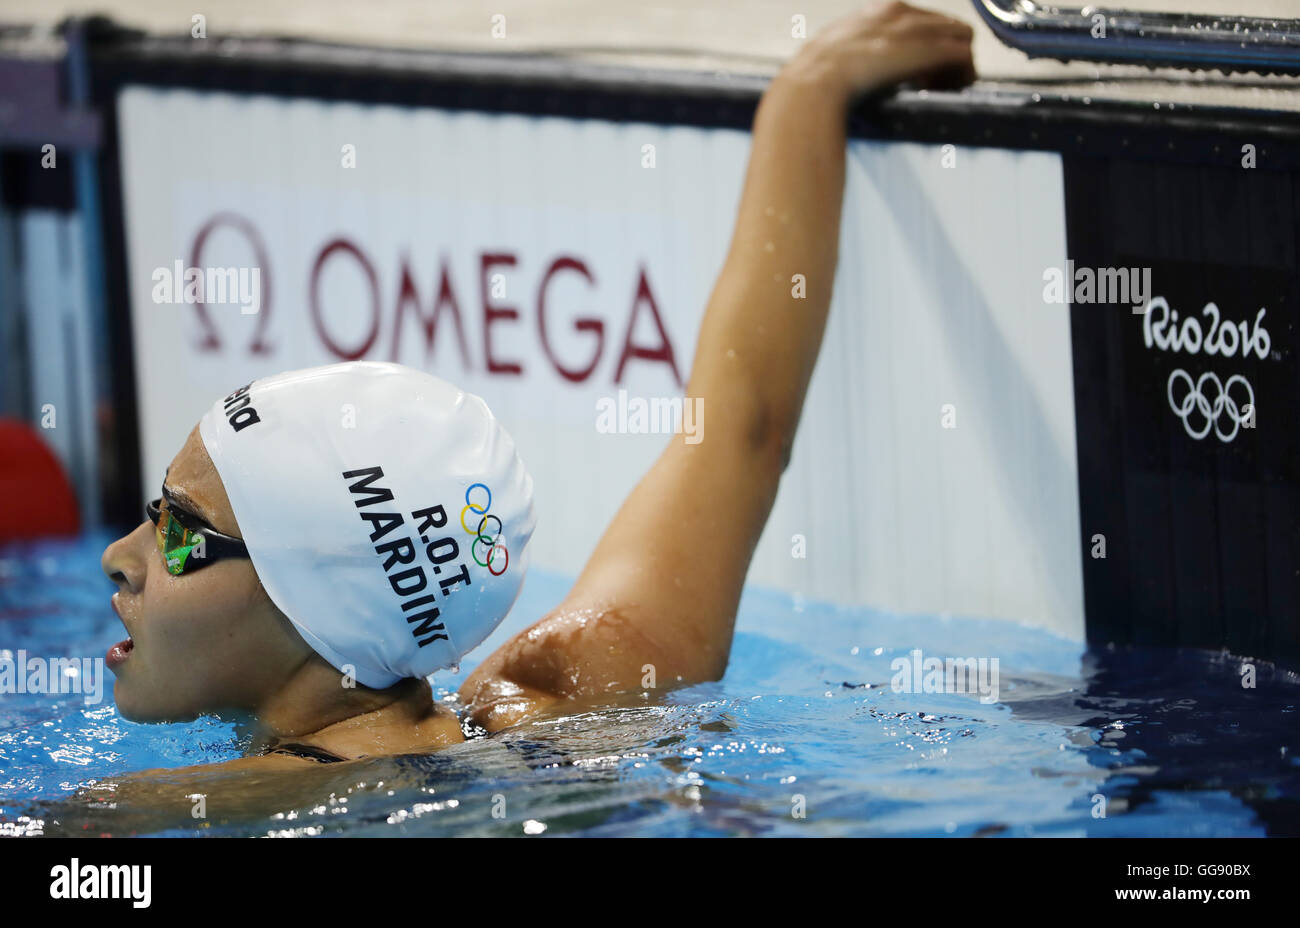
[267,741,348,763]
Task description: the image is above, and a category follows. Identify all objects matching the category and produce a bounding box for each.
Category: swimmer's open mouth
[107,637,133,669]
[108,593,134,669]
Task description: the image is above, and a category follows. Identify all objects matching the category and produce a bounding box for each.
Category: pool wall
[111,83,1084,640]
[5,26,1297,661]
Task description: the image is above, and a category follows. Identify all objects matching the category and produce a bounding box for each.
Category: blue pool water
[1,530,1296,837]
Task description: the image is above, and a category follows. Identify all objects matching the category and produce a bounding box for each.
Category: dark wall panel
[1066,155,1300,662]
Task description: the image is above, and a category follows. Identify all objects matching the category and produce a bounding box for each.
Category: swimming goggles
[145,488,249,576]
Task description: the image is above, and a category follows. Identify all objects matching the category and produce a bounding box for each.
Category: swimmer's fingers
[782,2,976,100]
[907,41,977,92]
[805,2,966,47]
[858,33,976,94]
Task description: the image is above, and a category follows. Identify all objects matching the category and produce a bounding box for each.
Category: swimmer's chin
[112,682,207,724]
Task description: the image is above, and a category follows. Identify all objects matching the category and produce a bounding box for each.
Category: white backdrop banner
[117,85,1083,639]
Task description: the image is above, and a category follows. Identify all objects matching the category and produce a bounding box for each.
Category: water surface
[1,531,1295,837]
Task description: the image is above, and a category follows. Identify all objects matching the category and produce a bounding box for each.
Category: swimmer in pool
[98,3,975,779]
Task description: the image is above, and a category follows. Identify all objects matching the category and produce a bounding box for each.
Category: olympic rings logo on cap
[461,483,509,576]
[1166,368,1255,443]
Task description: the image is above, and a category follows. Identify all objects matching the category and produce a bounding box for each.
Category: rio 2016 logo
[1141,296,1270,444]
[461,483,508,576]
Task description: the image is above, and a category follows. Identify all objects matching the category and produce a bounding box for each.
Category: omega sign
[1141,295,1269,443]
[184,212,684,387]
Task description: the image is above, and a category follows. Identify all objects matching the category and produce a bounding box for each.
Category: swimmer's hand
[778,1,976,103]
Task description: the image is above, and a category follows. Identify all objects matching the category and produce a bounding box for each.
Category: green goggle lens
[155,499,206,576]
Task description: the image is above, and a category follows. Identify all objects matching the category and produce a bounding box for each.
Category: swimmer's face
[100,425,310,722]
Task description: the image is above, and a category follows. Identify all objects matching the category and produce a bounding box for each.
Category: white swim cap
[197,361,535,689]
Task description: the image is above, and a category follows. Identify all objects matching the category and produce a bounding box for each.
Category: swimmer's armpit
[461,600,692,731]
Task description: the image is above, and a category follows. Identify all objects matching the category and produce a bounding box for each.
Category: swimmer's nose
[101,521,150,593]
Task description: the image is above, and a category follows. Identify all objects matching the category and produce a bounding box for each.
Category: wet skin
[92,1,975,808]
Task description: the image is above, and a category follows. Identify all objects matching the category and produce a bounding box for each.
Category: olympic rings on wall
[1166,368,1255,443]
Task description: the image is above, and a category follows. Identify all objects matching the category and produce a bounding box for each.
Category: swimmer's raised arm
[460,2,974,731]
